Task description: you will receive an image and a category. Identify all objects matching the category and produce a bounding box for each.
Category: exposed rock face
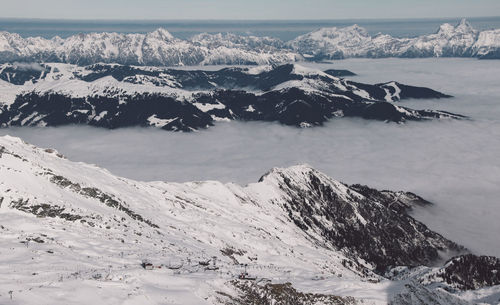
[0,63,463,131]
[323,69,357,77]
[0,62,49,85]
[2,91,214,132]
[47,173,159,228]
[258,167,463,273]
[220,281,359,305]
[440,254,500,290]
[10,199,83,221]
[388,254,500,304]
[389,282,470,305]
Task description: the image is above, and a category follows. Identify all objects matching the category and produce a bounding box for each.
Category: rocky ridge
[0,63,463,131]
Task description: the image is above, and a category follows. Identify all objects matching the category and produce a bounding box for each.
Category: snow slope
[1,135,499,304]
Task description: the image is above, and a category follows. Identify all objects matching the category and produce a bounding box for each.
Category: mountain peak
[147,28,175,41]
[258,164,317,183]
[456,18,475,32]
[458,18,471,27]
[348,24,368,33]
[436,18,475,35]
[315,24,369,37]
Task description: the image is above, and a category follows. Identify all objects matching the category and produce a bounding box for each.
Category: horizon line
[0,16,499,23]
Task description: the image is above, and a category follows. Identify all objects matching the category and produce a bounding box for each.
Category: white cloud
[12,62,46,71]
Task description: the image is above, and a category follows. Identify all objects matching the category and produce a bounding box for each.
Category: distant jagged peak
[454,18,476,33]
[457,18,473,29]
[302,24,370,39]
[0,30,23,40]
[70,30,118,40]
[58,27,176,43]
[190,31,227,41]
[188,32,286,52]
[191,32,249,40]
[436,18,477,36]
[344,24,370,34]
[146,27,176,41]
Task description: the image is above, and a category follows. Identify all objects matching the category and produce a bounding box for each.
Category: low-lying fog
[2,58,499,257]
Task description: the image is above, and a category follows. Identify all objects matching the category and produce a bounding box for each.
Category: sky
[1,0,499,20]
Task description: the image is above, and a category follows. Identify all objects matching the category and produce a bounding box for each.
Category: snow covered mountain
[1,135,499,304]
[0,63,462,131]
[0,28,299,66]
[288,19,495,60]
[0,19,499,66]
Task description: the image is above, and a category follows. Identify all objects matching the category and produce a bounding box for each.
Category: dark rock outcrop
[323,69,357,77]
[441,254,500,290]
[220,281,358,305]
[260,166,464,273]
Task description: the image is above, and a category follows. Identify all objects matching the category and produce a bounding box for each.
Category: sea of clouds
[2,58,499,257]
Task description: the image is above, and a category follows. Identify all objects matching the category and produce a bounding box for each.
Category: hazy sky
[1,0,499,20]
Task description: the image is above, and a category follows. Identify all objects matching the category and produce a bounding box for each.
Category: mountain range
[0,63,463,131]
[0,19,499,66]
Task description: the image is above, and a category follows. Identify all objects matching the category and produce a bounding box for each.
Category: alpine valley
[1,135,500,305]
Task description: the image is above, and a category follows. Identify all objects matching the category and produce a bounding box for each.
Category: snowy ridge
[0,63,462,131]
[1,135,499,304]
[288,19,493,59]
[1,19,500,66]
[0,28,300,66]
[286,19,500,60]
